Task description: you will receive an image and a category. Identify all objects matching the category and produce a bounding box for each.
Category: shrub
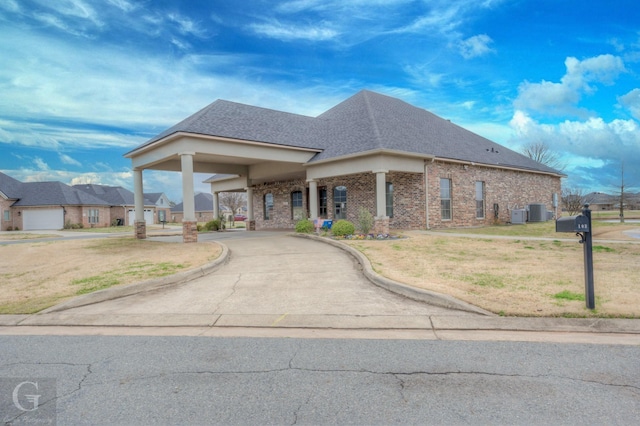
[6,226,13,231]
[357,207,374,235]
[295,219,315,233]
[204,219,221,231]
[332,219,355,237]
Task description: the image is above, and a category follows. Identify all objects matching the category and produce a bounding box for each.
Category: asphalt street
[1,335,639,425]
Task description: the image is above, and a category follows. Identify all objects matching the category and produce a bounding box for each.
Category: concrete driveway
[27,231,479,329]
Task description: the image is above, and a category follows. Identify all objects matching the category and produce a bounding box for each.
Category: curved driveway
[47,231,478,328]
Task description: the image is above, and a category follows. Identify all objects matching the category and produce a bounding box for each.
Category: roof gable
[171,192,213,213]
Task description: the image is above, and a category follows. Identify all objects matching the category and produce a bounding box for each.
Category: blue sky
[1,0,639,202]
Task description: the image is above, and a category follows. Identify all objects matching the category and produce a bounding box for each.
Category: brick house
[125,90,563,242]
[0,172,169,230]
[0,172,110,230]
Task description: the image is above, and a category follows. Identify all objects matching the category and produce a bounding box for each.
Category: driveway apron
[57,233,475,325]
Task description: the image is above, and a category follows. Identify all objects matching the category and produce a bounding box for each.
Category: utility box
[511,209,526,224]
[556,215,590,233]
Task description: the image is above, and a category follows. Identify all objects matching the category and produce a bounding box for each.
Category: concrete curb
[39,242,230,314]
[293,233,494,316]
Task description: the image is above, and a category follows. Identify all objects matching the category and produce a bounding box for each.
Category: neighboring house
[1,172,110,230]
[125,90,564,242]
[73,184,158,226]
[171,192,215,223]
[586,192,616,211]
[145,192,172,223]
[0,173,171,230]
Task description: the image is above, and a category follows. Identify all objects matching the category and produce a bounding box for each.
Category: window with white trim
[475,181,485,219]
[440,178,452,220]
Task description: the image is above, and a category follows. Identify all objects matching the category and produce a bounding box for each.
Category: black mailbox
[556,215,590,233]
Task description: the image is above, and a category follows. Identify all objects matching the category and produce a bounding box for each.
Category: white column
[374,170,388,218]
[245,187,254,220]
[308,179,318,221]
[133,168,144,222]
[212,192,219,219]
[180,152,196,222]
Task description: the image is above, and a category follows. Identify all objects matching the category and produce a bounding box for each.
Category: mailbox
[556,215,590,233]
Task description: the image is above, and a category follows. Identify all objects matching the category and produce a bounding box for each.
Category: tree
[521,141,565,171]
[561,187,594,216]
[219,192,246,225]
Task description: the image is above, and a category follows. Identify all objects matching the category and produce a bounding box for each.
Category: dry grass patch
[346,231,640,317]
[0,237,222,314]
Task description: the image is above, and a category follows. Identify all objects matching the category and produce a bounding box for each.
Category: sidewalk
[1,230,638,344]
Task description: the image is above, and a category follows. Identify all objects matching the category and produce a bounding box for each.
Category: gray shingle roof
[73,184,155,206]
[129,90,563,175]
[171,192,213,213]
[0,172,23,199]
[13,181,110,207]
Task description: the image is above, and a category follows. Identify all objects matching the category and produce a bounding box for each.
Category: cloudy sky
[1,0,639,202]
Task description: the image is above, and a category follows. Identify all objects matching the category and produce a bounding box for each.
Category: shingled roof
[12,181,110,207]
[129,90,562,175]
[73,184,153,206]
[171,192,214,213]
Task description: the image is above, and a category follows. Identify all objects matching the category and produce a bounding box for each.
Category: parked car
[234,214,247,221]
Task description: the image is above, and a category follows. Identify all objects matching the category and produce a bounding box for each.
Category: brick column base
[246,220,256,231]
[135,221,146,239]
[374,217,390,235]
[182,221,198,243]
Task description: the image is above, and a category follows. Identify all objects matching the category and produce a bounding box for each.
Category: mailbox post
[555,204,595,309]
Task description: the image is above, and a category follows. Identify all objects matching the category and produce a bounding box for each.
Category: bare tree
[562,187,588,215]
[219,192,247,225]
[618,163,626,223]
[521,141,565,171]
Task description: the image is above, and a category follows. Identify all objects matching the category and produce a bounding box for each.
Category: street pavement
[1,229,639,344]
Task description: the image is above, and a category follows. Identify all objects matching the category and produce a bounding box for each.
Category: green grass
[553,290,585,301]
[71,260,186,295]
[461,273,505,288]
[593,245,615,253]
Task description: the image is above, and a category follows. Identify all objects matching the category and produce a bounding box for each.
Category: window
[475,181,485,219]
[88,209,99,224]
[318,187,327,217]
[3,210,9,221]
[334,186,347,219]
[440,178,452,220]
[264,193,273,220]
[385,182,394,218]
[291,191,304,220]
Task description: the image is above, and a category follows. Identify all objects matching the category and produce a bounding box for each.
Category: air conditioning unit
[528,203,547,222]
[511,209,527,224]
[547,211,554,221]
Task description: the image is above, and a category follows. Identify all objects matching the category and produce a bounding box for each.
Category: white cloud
[619,88,640,120]
[509,109,640,190]
[33,157,49,171]
[59,153,82,166]
[458,34,494,59]
[249,21,338,41]
[514,54,626,116]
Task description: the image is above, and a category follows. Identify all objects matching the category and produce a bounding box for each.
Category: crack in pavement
[1,361,94,424]
[211,273,242,315]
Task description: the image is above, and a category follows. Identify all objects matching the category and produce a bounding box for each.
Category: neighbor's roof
[73,184,154,206]
[13,181,110,207]
[171,192,213,213]
[0,172,23,199]
[127,90,563,176]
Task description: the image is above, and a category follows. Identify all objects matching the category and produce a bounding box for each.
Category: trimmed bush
[332,219,355,237]
[295,219,315,233]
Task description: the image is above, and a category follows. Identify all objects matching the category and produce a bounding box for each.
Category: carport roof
[126,90,564,176]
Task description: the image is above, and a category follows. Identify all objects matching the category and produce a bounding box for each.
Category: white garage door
[128,209,154,225]
[23,208,64,230]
